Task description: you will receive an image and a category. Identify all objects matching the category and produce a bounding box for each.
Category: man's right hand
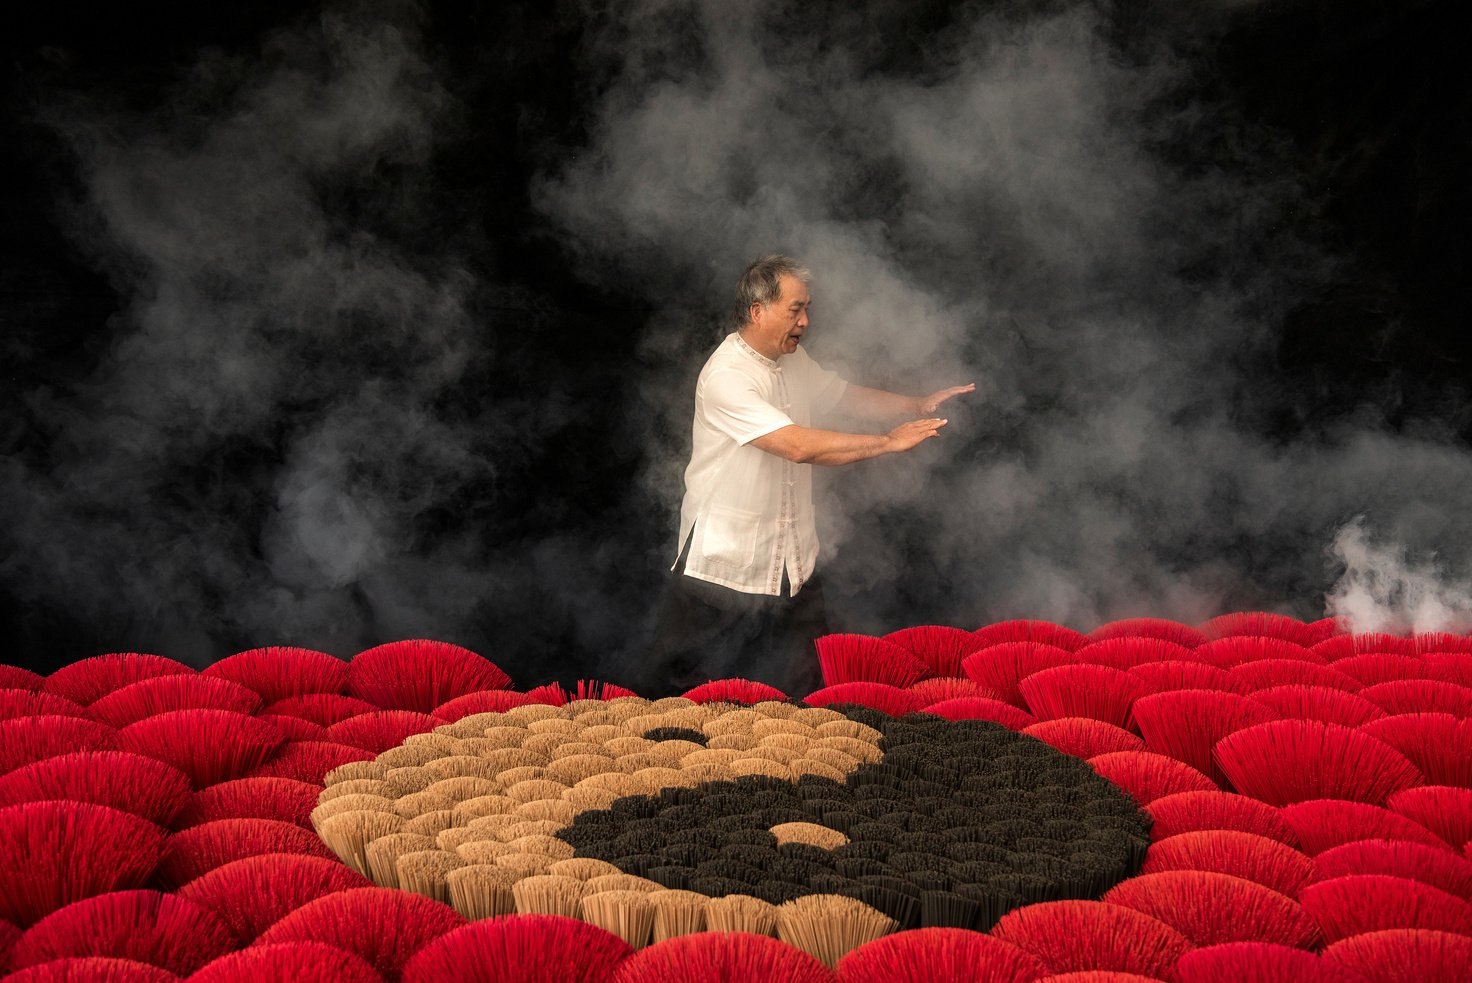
[885,417,948,452]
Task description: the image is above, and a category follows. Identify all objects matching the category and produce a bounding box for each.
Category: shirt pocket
[697,505,763,571]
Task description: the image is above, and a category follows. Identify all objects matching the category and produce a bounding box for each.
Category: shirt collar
[734,331,781,370]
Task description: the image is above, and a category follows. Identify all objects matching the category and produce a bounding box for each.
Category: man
[644,254,974,697]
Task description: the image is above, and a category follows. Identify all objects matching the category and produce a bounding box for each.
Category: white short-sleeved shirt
[675,332,847,595]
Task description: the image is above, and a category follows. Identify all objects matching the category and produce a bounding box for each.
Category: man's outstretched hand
[916,383,976,416]
[885,417,949,452]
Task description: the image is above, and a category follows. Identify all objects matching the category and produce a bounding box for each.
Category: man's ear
[749,301,764,323]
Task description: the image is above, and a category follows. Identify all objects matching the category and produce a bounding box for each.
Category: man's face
[750,275,811,358]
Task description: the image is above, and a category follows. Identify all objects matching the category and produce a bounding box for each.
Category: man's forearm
[837,384,919,423]
[751,418,946,466]
[751,425,894,466]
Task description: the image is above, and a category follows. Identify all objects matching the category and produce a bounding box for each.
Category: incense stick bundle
[776,894,898,968]
[315,809,405,876]
[648,889,708,942]
[705,893,780,935]
[396,848,466,902]
[365,832,438,888]
[401,809,456,837]
[513,873,586,917]
[580,889,656,948]
[310,793,396,829]
[445,864,519,920]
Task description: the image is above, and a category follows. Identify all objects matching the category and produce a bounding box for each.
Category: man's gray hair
[734,254,811,326]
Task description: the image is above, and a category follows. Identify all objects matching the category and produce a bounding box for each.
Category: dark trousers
[639,537,829,699]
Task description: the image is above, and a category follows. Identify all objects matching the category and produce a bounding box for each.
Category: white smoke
[1326,518,1472,634]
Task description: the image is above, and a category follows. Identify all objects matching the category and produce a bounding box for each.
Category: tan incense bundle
[802,747,860,773]
[495,765,549,788]
[364,832,438,888]
[445,864,519,920]
[751,717,813,739]
[315,809,405,877]
[624,714,671,736]
[404,732,459,752]
[751,699,800,720]
[650,739,704,760]
[648,889,708,942]
[437,712,503,737]
[678,762,729,783]
[498,819,564,840]
[494,852,555,878]
[585,872,663,895]
[769,822,850,850]
[650,696,698,713]
[424,776,501,805]
[452,794,518,824]
[325,760,385,784]
[512,873,586,917]
[549,740,610,759]
[792,706,846,727]
[466,813,524,837]
[548,857,622,881]
[396,849,465,902]
[375,743,443,769]
[566,697,615,715]
[454,838,514,864]
[523,733,575,757]
[603,736,655,756]
[789,758,848,782]
[503,703,567,724]
[423,754,502,781]
[514,797,574,824]
[628,767,694,793]
[383,766,437,796]
[318,778,396,803]
[401,809,456,837]
[507,833,576,861]
[602,695,654,714]
[480,726,533,749]
[707,733,761,751]
[814,735,883,763]
[577,772,642,794]
[705,894,779,936]
[578,724,628,744]
[391,788,456,819]
[759,731,813,751]
[310,793,396,829]
[547,753,619,785]
[743,745,800,765]
[680,749,740,767]
[452,736,504,756]
[614,752,679,773]
[579,889,655,949]
[561,785,622,811]
[776,894,898,969]
[701,711,758,738]
[815,719,883,743]
[526,716,582,736]
[437,826,489,852]
[661,707,714,730]
[727,757,790,780]
[504,778,571,804]
[482,747,548,771]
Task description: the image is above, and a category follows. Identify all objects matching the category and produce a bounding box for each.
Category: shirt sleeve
[798,347,848,415]
[701,368,795,446]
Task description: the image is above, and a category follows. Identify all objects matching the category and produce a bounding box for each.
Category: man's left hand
[917,383,976,416]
